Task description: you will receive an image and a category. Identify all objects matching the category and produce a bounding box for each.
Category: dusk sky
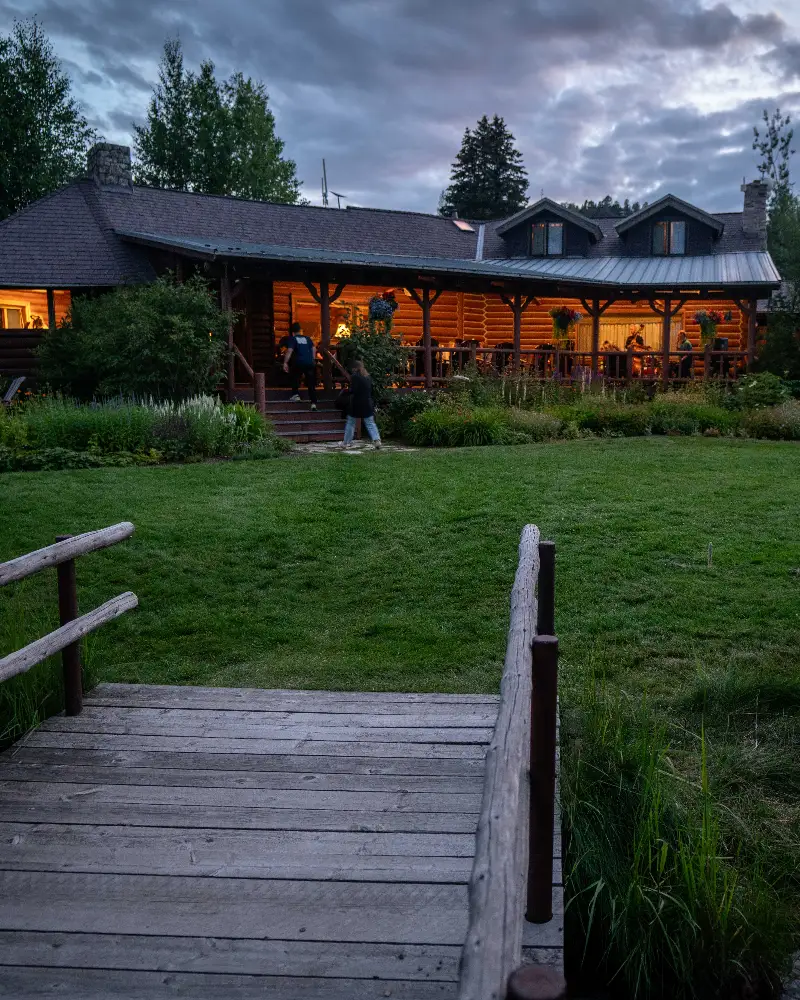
[3,0,800,214]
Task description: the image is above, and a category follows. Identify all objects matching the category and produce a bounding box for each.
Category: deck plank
[0,683,562,996]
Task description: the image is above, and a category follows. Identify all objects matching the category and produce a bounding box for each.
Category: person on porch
[342,359,382,450]
[677,331,694,378]
[283,322,318,410]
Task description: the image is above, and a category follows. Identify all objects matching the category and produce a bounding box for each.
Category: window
[0,306,26,329]
[652,220,686,255]
[531,222,564,256]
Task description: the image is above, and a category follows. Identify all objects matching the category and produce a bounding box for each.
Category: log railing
[399,345,748,385]
[232,345,266,416]
[0,523,138,716]
[458,526,564,1000]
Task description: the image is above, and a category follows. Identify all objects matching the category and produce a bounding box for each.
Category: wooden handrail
[0,592,138,683]
[0,522,135,587]
[319,346,351,381]
[232,344,255,381]
[459,524,540,1000]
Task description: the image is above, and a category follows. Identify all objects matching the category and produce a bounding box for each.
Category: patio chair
[2,376,25,404]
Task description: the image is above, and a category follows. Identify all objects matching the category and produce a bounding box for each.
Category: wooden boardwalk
[0,682,562,998]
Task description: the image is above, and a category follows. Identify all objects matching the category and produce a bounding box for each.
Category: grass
[1,436,799,996]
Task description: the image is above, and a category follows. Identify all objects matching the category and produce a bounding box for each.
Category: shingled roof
[0,173,778,290]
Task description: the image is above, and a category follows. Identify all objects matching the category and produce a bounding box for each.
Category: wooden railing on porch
[458,525,564,1000]
[231,345,266,415]
[0,523,138,716]
[401,345,748,386]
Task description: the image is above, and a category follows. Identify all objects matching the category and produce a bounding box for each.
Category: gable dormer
[495,198,602,258]
[614,195,724,257]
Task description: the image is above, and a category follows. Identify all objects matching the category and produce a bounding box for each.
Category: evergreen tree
[133,38,303,203]
[561,196,644,218]
[0,18,96,220]
[439,115,528,220]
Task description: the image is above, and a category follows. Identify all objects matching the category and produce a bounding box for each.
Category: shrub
[734,372,791,410]
[37,274,228,401]
[650,400,741,436]
[742,400,800,440]
[508,408,564,441]
[406,405,510,447]
[383,390,434,437]
[550,402,650,436]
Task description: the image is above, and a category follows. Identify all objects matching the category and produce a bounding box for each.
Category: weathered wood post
[527,633,558,924]
[507,965,567,1000]
[221,266,235,402]
[591,298,601,377]
[626,346,634,386]
[536,541,555,637]
[661,295,672,388]
[703,342,712,382]
[747,297,758,372]
[55,534,82,716]
[46,289,57,332]
[254,372,266,417]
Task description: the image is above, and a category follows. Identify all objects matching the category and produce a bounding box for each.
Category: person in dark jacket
[282,321,318,408]
[342,359,381,449]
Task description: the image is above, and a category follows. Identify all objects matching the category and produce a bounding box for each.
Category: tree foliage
[439,115,528,220]
[753,109,800,379]
[38,275,229,401]
[562,196,646,218]
[133,38,302,203]
[0,18,96,220]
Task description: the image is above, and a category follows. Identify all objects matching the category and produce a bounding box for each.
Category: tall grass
[562,682,794,999]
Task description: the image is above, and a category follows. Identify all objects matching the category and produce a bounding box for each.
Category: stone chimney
[740,179,770,248]
[88,143,132,191]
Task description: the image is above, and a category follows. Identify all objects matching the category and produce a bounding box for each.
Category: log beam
[407,287,444,388]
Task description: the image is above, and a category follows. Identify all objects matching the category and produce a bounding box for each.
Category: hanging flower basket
[369,291,399,323]
[694,309,723,345]
[548,306,582,345]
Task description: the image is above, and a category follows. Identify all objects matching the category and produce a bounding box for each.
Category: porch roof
[117,229,781,293]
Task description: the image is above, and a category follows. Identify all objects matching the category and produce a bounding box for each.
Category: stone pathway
[293,441,417,455]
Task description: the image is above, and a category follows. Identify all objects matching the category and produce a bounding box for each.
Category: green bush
[406,405,510,447]
[550,402,650,436]
[0,396,280,472]
[734,373,791,410]
[742,400,800,440]
[508,408,565,441]
[383,390,434,437]
[37,274,228,401]
[650,400,741,436]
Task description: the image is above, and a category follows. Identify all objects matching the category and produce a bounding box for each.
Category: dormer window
[652,220,686,256]
[532,222,563,256]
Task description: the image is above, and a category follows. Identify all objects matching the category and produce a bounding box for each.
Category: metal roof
[117,230,781,290]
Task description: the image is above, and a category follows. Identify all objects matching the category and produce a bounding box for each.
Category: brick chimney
[740,179,770,248]
[88,143,132,191]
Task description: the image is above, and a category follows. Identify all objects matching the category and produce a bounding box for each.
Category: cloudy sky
[3,0,800,213]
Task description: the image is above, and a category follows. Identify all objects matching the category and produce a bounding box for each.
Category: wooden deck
[0,682,562,998]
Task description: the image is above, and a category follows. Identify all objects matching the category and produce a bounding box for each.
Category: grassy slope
[1,437,798,698]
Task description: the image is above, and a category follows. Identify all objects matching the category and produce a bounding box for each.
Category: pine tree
[439,115,528,220]
[133,38,303,203]
[0,18,96,220]
[133,38,193,190]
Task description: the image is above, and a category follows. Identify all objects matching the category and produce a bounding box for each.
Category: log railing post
[527,633,558,924]
[254,372,266,417]
[55,534,82,716]
[536,541,555,637]
[703,342,712,382]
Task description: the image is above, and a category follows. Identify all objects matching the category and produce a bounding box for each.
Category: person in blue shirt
[282,322,318,409]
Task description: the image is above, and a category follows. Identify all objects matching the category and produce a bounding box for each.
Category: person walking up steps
[283,322,318,409]
[343,359,382,449]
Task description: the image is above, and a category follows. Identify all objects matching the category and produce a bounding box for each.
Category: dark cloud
[1,0,799,212]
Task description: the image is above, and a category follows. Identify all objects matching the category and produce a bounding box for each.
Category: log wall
[268,282,745,354]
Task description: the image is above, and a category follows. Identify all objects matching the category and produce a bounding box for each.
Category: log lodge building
[0,143,781,406]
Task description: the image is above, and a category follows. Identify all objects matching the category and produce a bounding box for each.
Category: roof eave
[615,195,725,236]
[495,199,603,240]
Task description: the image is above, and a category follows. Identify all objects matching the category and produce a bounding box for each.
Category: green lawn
[2,437,798,698]
[2,437,799,995]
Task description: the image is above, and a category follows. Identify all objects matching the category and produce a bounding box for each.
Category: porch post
[747,298,758,371]
[512,291,522,373]
[221,266,235,402]
[661,296,672,388]
[591,298,600,376]
[319,280,332,389]
[422,288,433,390]
[46,289,56,332]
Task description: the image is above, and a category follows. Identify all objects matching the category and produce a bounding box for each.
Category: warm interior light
[336,323,351,339]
